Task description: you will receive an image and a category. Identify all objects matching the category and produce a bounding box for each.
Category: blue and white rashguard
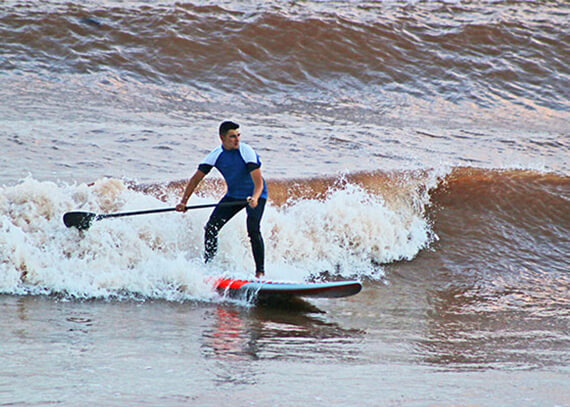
[198,142,268,200]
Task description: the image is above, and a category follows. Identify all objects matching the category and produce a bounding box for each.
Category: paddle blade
[63,211,98,230]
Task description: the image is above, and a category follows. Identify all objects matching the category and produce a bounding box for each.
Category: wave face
[432,168,569,272]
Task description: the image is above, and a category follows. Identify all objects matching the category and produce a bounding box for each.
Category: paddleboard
[213,278,362,299]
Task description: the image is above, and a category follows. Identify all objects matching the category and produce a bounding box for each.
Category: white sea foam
[0,176,436,300]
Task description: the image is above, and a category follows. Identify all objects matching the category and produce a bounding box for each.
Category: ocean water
[1,1,569,405]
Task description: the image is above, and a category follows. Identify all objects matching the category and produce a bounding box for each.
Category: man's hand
[247,196,258,208]
[176,203,188,212]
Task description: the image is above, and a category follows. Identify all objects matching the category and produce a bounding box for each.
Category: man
[176,121,268,278]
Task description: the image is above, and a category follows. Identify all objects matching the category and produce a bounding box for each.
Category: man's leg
[246,198,266,277]
[204,197,246,263]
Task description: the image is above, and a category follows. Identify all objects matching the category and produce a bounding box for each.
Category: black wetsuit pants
[204,196,266,275]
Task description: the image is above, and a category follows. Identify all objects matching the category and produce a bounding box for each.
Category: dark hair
[219,121,239,136]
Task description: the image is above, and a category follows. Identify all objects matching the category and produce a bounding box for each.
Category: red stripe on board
[214,278,252,290]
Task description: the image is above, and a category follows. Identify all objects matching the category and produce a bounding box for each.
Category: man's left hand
[247,196,258,208]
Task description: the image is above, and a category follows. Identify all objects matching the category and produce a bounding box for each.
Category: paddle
[63,200,248,230]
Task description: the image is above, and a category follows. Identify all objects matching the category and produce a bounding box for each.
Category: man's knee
[205,217,224,236]
[204,220,223,262]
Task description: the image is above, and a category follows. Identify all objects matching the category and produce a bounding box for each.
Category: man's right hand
[175,203,187,212]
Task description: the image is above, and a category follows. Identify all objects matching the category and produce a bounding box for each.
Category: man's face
[221,129,240,150]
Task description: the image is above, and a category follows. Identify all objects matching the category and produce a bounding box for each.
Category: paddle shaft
[96,201,248,220]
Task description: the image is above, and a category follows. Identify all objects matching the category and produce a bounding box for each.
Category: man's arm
[247,168,264,208]
[176,169,207,212]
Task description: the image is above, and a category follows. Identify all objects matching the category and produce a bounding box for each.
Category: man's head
[219,121,240,150]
